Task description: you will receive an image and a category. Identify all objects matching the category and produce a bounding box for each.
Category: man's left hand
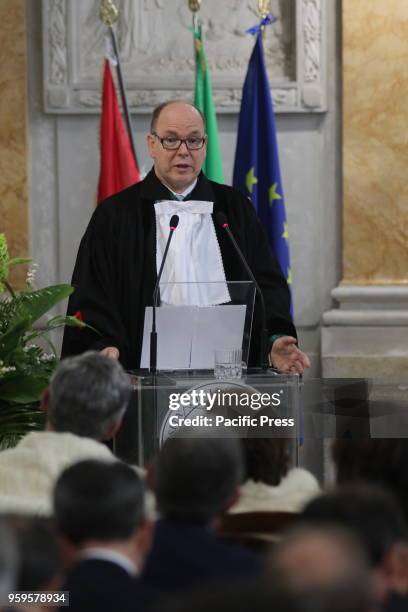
[269,336,311,374]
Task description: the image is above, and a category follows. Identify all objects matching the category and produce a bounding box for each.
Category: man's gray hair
[47,352,131,439]
[155,434,244,523]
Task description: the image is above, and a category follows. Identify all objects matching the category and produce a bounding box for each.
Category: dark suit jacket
[385,593,408,612]
[61,558,153,612]
[141,518,261,593]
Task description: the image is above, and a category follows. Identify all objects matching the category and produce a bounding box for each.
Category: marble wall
[343,0,408,284]
[0,0,28,285]
[25,1,342,386]
[322,0,408,384]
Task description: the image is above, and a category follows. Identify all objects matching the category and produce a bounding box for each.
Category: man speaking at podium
[62,101,310,374]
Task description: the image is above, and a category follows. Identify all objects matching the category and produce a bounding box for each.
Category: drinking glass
[214,348,243,380]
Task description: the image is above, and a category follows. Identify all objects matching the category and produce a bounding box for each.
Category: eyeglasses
[151,132,206,151]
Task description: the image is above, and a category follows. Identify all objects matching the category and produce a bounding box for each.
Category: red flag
[97,60,140,203]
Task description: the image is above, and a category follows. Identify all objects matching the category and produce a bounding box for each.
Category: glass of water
[214,348,243,380]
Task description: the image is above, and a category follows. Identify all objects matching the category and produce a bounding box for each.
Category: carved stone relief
[303,0,321,83]
[42,0,326,113]
[47,0,67,85]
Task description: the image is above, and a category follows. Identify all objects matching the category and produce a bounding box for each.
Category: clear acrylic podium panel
[119,370,301,466]
[112,375,408,477]
[140,281,256,370]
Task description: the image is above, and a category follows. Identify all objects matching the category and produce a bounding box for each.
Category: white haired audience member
[0,352,131,516]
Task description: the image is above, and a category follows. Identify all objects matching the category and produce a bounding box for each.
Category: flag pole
[188,0,202,23]
[258,0,271,43]
[188,0,202,49]
[99,0,139,168]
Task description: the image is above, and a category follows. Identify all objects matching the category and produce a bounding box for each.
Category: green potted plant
[0,233,84,448]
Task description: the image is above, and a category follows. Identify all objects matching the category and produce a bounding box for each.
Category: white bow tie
[154,200,213,215]
[153,199,230,306]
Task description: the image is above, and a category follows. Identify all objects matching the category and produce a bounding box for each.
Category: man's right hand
[100,346,120,360]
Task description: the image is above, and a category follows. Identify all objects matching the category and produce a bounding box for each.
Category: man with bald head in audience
[62,100,310,373]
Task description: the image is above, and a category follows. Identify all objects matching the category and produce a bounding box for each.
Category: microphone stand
[146,215,179,461]
[150,215,179,374]
[217,213,269,370]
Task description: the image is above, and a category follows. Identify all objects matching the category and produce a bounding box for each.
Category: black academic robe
[61,169,296,369]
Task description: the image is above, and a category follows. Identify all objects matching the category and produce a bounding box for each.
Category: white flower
[0,366,16,375]
[26,263,38,286]
[23,344,38,352]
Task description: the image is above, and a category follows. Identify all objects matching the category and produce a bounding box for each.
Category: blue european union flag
[233,33,293,315]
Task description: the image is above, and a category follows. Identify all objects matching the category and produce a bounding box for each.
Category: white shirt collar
[79,548,138,577]
[164,178,198,201]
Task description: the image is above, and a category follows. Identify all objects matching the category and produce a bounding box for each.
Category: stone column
[322,0,408,377]
[0,0,28,286]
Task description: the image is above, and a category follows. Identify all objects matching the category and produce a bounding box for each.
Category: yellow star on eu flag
[246,167,258,193]
[282,222,289,241]
[287,268,293,285]
[269,183,282,206]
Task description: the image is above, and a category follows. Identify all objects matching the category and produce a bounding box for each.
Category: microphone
[150,214,179,373]
[216,212,269,370]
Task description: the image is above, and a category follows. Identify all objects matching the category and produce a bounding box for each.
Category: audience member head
[11,517,62,593]
[160,578,375,612]
[241,438,290,485]
[301,485,408,599]
[332,439,408,521]
[267,525,376,611]
[54,460,150,567]
[160,581,303,612]
[153,434,244,524]
[45,351,131,439]
[0,519,18,607]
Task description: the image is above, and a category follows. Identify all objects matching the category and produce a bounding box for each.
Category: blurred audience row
[0,352,407,612]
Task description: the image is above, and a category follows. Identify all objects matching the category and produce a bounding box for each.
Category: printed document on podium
[140,305,246,370]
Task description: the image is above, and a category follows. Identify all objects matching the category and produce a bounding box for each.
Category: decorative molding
[322,284,408,326]
[301,0,324,108]
[321,283,408,378]
[75,86,298,110]
[332,285,408,305]
[47,0,67,85]
[322,310,408,326]
[303,0,321,84]
[42,0,327,114]
[30,119,59,288]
